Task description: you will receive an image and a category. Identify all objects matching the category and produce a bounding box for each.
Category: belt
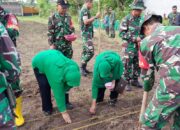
[0,92,6,100]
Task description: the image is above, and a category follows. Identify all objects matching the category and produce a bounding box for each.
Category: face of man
[132,9,142,17]
[57,4,67,15]
[87,2,93,9]
[172,7,177,14]
[109,7,112,13]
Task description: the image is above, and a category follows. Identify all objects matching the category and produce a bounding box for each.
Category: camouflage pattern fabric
[0,22,17,130]
[80,5,94,64]
[119,14,142,82]
[140,24,180,129]
[48,12,75,59]
[109,11,116,38]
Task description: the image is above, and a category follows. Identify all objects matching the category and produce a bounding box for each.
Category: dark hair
[143,15,162,27]
[172,5,177,9]
[141,15,162,34]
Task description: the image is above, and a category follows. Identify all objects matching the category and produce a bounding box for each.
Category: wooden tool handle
[139,91,148,123]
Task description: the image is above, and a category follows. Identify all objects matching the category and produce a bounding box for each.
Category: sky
[144,0,180,16]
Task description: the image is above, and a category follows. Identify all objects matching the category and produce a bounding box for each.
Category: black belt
[0,92,6,100]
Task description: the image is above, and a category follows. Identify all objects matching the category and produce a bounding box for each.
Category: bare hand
[89,100,96,115]
[136,37,141,43]
[95,12,101,19]
[50,44,56,49]
[62,112,72,124]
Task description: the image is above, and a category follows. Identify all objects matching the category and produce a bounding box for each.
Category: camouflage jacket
[168,12,180,26]
[47,12,75,46]
[119,14,143,49]
[0,22,20,93]
[80,5,93,37]
[0,7,19,42]
[140,23,180,92]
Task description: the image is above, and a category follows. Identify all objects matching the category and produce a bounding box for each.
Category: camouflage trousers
[81,35,94,64]
[109,23,115,38]
[55,42,73,59]
[141,79,180,130]
[122,48,140,82]
[0,96,16,130]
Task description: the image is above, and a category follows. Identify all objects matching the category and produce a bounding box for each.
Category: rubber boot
[65,93,74,110]
[81,63,87,76]
[14,96,25,126]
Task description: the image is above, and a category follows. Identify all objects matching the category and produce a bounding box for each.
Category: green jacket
[32,50,81,112]
[92,51,124,99]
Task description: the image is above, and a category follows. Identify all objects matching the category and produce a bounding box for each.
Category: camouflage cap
[130,0,146,10]
[57,0,70,8]
[140,13,163,34]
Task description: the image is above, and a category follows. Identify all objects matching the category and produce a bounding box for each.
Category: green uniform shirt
[32,50,81,112]
[92,51,124,99]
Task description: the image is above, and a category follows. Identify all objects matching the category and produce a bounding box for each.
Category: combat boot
[131,80,143,88]
[81,63,88,76]
[84,63,92,74]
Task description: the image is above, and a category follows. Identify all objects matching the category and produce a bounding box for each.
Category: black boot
[131,80,143,88]
[108,99,117,107]
[65,93,74,110]
[84,63,92,74]
[81,63,88,76]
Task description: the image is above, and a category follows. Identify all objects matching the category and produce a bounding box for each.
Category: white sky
[144,0,180,16]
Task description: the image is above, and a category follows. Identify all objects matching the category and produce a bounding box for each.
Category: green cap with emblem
[130,0,146,10]
[57,0,70,8]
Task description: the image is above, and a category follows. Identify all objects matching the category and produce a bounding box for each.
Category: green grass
[18,15,48,24]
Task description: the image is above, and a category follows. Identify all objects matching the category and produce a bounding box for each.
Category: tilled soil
[17,21,168,130]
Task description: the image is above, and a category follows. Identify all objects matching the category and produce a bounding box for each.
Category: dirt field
[16,21,168,130]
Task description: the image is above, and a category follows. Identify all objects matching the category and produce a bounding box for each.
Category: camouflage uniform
[140,24,180,130]
[48,12,75,59]
[0,22,19,130]
[168,12,180,26]
[0,6,22,95]
[119,13,142,83]
[80,5,94,64]
[109,10,116,38]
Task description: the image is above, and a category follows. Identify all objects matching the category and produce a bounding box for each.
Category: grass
[18,15,48,24]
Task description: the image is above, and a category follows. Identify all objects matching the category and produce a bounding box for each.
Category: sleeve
[92,80,98,100]
[119,17,132,41]
[50,81,66,112]
[47,16,55,45]
[140,41,155,92]
[0,53,8,90]
[82,9,89,23]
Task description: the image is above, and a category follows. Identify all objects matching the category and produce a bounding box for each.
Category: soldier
[139,14,180,130]
[0,22,20,130]
[0,6,19,47]
[89,51,126,114]
[48,0,76,110]
[109,7,116,38]
[103,9,110,35]
[32,50,81,124]
[119,0,145,91]
[168,5,180,26]
[80,0,100,76]
[0,6,24,127]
